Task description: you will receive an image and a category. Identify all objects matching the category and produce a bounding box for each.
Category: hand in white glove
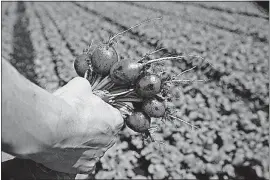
[28,77,123,175]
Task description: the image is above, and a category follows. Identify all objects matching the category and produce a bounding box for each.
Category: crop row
[19,2,59,92]
[74,2,269,110]
[35,2,269,179]
[31,2,77,86]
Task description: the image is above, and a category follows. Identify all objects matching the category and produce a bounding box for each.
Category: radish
[110,55,196,85]
[73,54,91,77]
[110,60,143,85]
[91,45,118,75]
[126,111,151,133]
[136,74,161,97]
[91,17,162,75]
[142,98,166,118]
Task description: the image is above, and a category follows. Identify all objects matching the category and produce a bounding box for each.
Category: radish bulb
[136,74,161,97]
[110,60,143,85]
[91,45,118,75]
[126,111,151,133]
[142,98,166,118]
[74,54,91,77]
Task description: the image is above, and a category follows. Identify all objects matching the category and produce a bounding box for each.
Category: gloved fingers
[81,129,116,148]
[74,158,97,174]
[53,77,92,97]
[75,173,94,180]
[82,136,116,161]
[102,136,118,152]
[109,106,124,135]
[82,150,103,160]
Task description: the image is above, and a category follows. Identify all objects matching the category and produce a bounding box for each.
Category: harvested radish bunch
[73,17,211,143]
[84,17,162,76]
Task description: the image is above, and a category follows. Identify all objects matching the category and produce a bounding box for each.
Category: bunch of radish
[74,17,207,142]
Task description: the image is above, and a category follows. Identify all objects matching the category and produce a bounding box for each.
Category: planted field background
[1,1,269,180]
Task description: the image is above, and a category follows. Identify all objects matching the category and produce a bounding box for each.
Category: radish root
[108,16,162,44]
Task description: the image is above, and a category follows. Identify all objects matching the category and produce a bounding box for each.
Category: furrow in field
[74,2,268,111]
[32,2,77,84]
[7,2,41,85]
[31,2,67,86]
[23,2,59,91]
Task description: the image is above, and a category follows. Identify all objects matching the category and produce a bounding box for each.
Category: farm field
[1,2,269,180]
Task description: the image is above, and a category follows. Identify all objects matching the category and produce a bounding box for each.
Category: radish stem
[110,88,130,94]
[109,16,162,44]
[144,54,207,66]
[138,47,166,63]
[115,97,143,103]
[84,69,89,79]
[110,85,130,92]
[168,115,199,129]
[176,66,197,77]
[90,73,97,84]
[95,76,111,90]
[110,89,134,97]
[103,82,115,90]
[148,125,160,132]
[117,102,134,111]
[92,75,103,90]
[165,79,207,83]
[145,131,155,142]
[83,40,94,54]
[143,56,186,65]
[113,103,132,115]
